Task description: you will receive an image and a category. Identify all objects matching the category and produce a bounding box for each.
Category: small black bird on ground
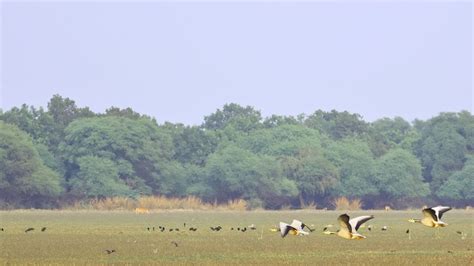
[41,227,47,232]
[189,227,197,231]
[1,228,4,231]
[105,249,116,254]
[406,229,410,234]
[25,228,34,233]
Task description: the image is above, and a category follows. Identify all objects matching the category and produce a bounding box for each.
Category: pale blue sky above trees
[1,1,472,125]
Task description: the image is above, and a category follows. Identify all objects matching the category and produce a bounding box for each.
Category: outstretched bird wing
[279,222,297,238]
[432,206,451,219]
[422,208,437,221]
[337,214,351,232]
[349,215,374,232]
[290,220,304,230]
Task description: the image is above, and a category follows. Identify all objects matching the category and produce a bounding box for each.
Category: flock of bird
[1,205,466,255]
[136,205,458,241]
[279,205,454,240]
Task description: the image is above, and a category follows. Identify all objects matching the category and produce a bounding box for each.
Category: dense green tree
[262,114,301,128]
[238,124,324,156]
[104,106,157,123]
[281,148,339,206]
[162,123,218,166]
[326,139,377,199]
[203,103,262,133]
[202,145,297,208]
[46,95,95,153]
[60,116,174,197]
[69,156,131,198]
[304,110,369,139]
[437,156,474,203]
[457,111,474,152]
[0,104,56,146]
[0,121,62,207]
[1,95,473,209]
[418,122,466,192]
[415,112,473,192]
[374,149,429,201]
[368,117,416,156]
[48,94,95,127]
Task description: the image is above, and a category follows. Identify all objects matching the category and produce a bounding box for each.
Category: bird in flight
[279,219,311,238]
[408,206,452,228]
[324,214,374,240]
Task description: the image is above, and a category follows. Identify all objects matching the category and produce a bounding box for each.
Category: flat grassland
[0,210,472,265]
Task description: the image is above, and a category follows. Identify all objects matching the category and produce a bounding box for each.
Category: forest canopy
[0,95,472,209]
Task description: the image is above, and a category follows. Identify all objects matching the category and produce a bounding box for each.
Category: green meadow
[0,210,472,265]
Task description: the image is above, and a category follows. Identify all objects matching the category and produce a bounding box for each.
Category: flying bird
[408,206,452,228]
[279,220,310,238]
[324,214,374,240]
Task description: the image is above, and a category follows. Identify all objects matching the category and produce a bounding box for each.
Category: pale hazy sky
[1,1,472,125]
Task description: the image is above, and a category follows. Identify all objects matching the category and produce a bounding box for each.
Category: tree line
[0,95,472,209]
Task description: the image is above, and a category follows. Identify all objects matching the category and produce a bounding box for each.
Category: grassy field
[0,210,472,265]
